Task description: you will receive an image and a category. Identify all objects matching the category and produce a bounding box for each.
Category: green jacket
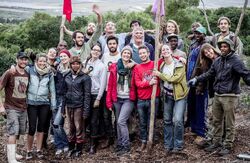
[69,24,103,63]
[159,59,189,101]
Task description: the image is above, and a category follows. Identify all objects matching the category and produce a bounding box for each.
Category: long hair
[160,19,180,43]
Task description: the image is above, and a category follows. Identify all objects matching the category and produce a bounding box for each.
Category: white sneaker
[16,153,23,160]
[63,147,69,153]
[55,149,63,155]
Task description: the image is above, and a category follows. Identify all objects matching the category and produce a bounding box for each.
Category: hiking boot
[26,151,33,160]
[217,147,232,156]
[100,138,114,149]
[204,143,220,152]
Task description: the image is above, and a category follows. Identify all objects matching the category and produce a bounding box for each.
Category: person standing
[0,52,29,163]
[153,45,188,152]
[84,43,107,154]
[133,45,160,151]
[26,53,56,160]
[186,26,208,144]
[52,49,72,155]
[61,56,91,157]
[188,38,250,155]
[106,46,136,155]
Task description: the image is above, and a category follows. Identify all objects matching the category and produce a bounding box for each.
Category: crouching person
[153,45,188,152]
[62,56,91,157]
[0,52,29,163]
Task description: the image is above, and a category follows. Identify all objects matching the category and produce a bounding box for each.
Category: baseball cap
[16,51,29,59]
[194,26,207,35]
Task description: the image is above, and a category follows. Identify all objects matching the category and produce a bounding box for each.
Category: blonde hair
[36,53,47,62]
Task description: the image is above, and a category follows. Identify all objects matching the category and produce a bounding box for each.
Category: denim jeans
[164,95,186,150]
[52,96,68,149]
[113,98,134,147]
[137,98,159,143]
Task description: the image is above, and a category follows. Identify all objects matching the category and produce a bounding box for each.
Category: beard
[75,40,83,47]
[109,47,117,53]
[86,30,94,36]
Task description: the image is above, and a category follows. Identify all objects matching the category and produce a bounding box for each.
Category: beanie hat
[121,46,133,58]
[69,56,82,64]
[59,49,71,58]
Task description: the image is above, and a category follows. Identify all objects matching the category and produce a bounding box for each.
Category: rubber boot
[89,138,96,154]
[74,143,83,157]
[7,144,21,163]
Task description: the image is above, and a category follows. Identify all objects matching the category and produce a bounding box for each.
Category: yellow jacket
[159,59,189,101]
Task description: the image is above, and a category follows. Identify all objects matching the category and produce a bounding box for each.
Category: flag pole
[147,0,162,152]
[60,15,66,43]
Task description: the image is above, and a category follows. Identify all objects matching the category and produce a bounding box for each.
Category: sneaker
[26,152,33,160]
[36,151,44,159]
[217,147,232,156]
[194,136,204,145]
[116,147,130,156]
[204,143,220,152]
[115,145,123,153]
[172,147,183,153]
[63,147,69,153]
[55,149,63,155]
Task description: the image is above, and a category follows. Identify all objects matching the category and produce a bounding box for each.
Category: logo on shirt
[13,76,28,98]
[143,70,153,82]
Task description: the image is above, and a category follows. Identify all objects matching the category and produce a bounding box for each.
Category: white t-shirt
[101,52,121,90]
[162,61,175,90]
[117,74,130,99]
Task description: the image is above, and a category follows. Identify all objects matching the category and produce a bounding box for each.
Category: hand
[152,69,161,77]
[93,100,100,108]
[9,65,16,75]
[0,106,6,116]
[149,77,157,85]
[179,57,187,65]
[126,62,136,68]
[92,4,100,15]
[188,78,197,87]
[108,107,113,111]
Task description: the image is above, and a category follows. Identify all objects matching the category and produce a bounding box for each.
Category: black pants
[27,104,50,136]
[89,95,102,138]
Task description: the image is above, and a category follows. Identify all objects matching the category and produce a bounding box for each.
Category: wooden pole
[60,15,66,43]
[147,0,162,152]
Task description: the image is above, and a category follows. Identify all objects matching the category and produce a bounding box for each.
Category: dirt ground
[0,87,250,163]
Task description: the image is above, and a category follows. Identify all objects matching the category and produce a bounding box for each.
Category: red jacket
[106,63,136,108]
[133,60,160,100]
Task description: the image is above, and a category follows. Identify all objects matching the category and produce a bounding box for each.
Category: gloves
[188,78,197,87]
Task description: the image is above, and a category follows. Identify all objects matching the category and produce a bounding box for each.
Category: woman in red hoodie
[106,46,136,155]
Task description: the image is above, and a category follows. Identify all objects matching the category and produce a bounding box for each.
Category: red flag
[63,0,72,22]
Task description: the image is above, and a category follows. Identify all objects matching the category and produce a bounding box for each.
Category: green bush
[0,46,15,75]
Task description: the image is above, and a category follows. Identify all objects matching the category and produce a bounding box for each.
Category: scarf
[117,58,132,87]
[35,63,51,76]
[58,62,70,75]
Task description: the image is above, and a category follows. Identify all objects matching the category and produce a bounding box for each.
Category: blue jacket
[27,66,56,110]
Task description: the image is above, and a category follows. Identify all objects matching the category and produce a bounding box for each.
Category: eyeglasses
[92,49,101,52]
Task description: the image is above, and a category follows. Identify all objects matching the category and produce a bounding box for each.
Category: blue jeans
[53,96,68,150]
[137,98,159,143]
[113,98,134,147]
[164,95,186,150]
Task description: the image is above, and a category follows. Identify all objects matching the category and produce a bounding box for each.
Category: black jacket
[197,52,250,95]
[62,71,91,118]
[54,70,70,96]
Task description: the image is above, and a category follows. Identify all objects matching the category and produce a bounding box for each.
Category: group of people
[0,4,250,163]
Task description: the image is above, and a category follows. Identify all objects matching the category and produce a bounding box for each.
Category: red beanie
[59,49,71,58]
